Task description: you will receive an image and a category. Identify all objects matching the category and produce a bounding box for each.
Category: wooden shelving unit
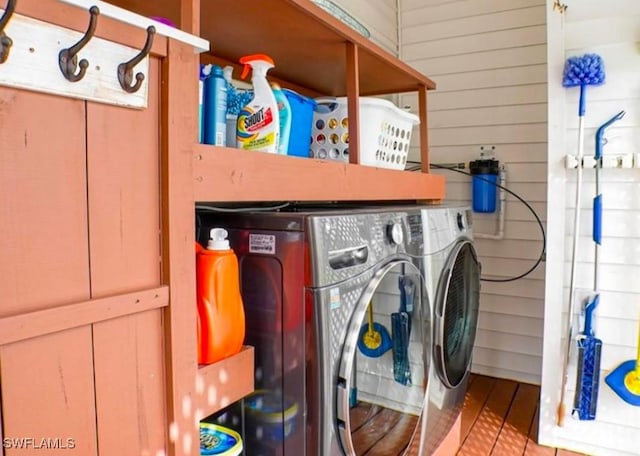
[107,0,441,202]
[40,1,444,455]
[195,0,440,201]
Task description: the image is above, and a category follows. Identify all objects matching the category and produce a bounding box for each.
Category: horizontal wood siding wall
[334,0,398,55]
[540,1,640,455]
[399,0,548,385]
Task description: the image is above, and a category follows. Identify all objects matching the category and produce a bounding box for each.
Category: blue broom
[558,53,605,427]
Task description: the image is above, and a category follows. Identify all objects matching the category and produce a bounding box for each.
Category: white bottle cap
[223,65,234,83]
[207,228,230,250]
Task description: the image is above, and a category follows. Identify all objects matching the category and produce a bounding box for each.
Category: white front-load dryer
[418,206,481,455]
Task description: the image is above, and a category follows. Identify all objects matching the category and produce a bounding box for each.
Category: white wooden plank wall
[398,0,548,384]
[540,1,640,455]
[332,0,398,55]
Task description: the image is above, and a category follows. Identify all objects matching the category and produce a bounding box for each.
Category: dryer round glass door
[434,240,481,389]
[336,260,429,456]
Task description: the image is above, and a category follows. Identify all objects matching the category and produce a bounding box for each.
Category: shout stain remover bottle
[236,54,280,153]
[197,228,245,365]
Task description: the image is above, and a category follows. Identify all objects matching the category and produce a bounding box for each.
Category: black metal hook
[118,25,155,93]
[59,5,99,82]
[0,0,17,64]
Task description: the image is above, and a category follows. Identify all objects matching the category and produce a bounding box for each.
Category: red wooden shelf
[195,346,255,419]
[193,145,446,203]
[199,0,435,97]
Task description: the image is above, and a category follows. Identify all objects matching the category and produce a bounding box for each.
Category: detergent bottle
[237,54,279,153]
[271,82,291,155]
[196,228,245,365]
[223,65,239,148]
[203,64,228,146]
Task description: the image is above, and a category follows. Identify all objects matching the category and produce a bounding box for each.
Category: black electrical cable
[430,163,547,283]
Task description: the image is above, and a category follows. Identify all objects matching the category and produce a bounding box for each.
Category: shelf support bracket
[418,85,430,173]
[180,0,200,35]
[346,41,360,165]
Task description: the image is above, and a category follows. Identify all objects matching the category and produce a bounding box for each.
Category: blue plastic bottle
[203,64,228,146]
[469,159,499,213]
[198,65,207,143]
[271,83,291,155]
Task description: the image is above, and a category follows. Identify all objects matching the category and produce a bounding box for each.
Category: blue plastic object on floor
[200,423,243,456]
[606,360,640,407]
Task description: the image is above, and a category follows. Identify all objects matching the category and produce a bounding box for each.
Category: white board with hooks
[0,9,150,109]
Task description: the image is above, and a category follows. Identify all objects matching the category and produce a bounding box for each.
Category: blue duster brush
[562,54,606,114]
[558,53,606,427]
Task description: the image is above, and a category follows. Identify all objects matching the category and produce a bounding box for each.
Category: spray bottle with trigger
[236,54,280,153]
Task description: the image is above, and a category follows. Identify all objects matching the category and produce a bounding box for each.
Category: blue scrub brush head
[562,53,605,87]
[562,53,605,115]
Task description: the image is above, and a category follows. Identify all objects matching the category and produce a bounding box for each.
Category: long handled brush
[558,53,605,427]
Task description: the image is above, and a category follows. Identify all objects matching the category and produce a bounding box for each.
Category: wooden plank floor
[350,402,419,455]
[458,374,586,456]
[347,374,587,455]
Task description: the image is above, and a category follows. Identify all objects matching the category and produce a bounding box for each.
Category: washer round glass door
[336,260,429,455]
[434,240,480,388]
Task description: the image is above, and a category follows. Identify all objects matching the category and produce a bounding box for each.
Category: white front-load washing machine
[418,206,481,455]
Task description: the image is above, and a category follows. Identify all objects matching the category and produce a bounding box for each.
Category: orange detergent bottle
[196,228,245,365]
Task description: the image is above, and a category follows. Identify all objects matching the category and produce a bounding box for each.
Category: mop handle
[367,303,374,336]
[559,113,586,427]
[593,111,625,290]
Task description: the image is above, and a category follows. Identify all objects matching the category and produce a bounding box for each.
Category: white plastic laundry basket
[310,97,419,170]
